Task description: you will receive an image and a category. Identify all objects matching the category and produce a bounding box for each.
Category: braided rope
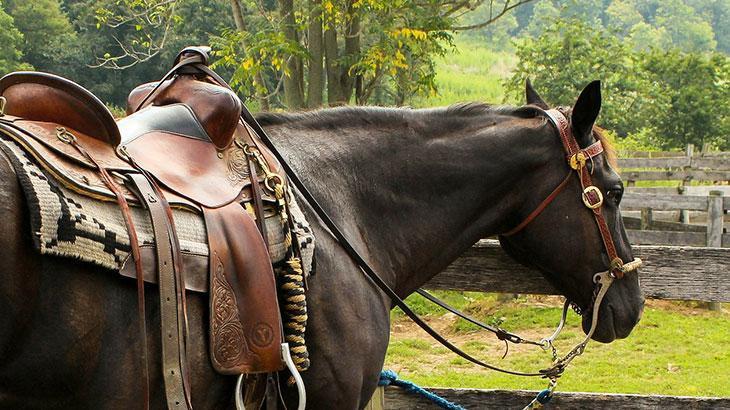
[378,370,465,410]
[276,252,310,374]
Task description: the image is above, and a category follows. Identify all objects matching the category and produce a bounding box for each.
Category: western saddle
[0,47,305,409]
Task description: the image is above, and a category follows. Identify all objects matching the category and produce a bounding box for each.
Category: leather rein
[243,103,642,382]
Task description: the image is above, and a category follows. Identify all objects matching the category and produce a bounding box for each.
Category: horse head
[499,80,644,343]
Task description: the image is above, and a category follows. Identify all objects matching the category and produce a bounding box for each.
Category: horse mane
[255,102,542,128]
[255,103,617,167]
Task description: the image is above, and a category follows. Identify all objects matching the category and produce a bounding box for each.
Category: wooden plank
[429,240,730,302]
[692,156,730,170]
[621,194,709,211]
[624,151,687,158]
[621,170,730,182]
[625,187,682,195]
[623,216,706,232]
[618,157,690,168]
[707,192,724,248]
[627,230,707,246]
[384,387,730,409]
[682,186,730,196]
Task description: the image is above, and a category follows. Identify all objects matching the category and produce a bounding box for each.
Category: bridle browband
[243,101,642,395]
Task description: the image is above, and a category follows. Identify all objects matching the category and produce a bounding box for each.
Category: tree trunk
[306,0,324,108]
[229,0,270,110]
[324,25,344,105]
[279,0,305,109]
[341,0,360,103]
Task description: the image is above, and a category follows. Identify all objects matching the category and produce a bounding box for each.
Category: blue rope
[378,370,466,410]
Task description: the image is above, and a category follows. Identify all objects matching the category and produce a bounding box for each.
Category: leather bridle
[243,104,642,390]
[503,109,629,280]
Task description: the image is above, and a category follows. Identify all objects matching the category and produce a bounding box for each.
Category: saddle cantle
[0,46,307,409]
[0,71,121,146]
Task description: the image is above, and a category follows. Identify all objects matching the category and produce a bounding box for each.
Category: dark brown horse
[0,81,643,409]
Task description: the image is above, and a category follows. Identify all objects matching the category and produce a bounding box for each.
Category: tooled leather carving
[211,251,252,367]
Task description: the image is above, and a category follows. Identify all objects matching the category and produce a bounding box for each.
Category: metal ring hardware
[0,96,6,117]
[569,152,586,170]
[56,127,77,144]
[581,186,603,209]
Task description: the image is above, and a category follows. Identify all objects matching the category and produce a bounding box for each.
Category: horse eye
[606,186,623,204]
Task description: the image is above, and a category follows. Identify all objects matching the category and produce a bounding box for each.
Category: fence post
[640,208,653,230]
[706,191,723,311]
[678,185,690,223]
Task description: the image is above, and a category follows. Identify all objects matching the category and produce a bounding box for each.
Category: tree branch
[452,0,535,31]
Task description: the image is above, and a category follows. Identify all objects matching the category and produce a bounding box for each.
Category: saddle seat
[0,72,281,209]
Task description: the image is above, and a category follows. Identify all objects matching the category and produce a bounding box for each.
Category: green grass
[386,297,730,397]
[410,36,517,108]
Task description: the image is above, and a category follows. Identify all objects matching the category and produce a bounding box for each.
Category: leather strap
[544,109,622,277]
[57,129,150,409]
[502,171,573,237]
[128,174,191,409]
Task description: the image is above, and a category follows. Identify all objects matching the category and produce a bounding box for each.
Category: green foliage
[505,16,729,150]
[0,3,31,73]
[3,0,80,77]
[640,50,730,149]
[504,18,665,137]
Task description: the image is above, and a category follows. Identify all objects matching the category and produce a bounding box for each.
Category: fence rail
[382,387,730,409]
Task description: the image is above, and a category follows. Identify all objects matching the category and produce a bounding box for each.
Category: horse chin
[581,303,641,343]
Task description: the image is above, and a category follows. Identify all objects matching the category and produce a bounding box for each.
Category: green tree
[0,3,31,74]
[640,50,729,149]
[3,0,81,77]
[505,18,666,137]
[654,0,717,52]
[93,0,535,109]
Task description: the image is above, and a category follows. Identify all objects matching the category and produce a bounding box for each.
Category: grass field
[385,36,730,398]
[385,293,730,396]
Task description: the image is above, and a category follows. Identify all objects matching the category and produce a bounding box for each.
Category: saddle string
[55,128,151,410]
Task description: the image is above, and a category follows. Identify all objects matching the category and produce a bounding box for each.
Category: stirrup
[234,343,306,410]
[282,342,306,410]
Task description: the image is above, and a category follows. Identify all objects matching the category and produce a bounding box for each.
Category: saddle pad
[0,138,315,287]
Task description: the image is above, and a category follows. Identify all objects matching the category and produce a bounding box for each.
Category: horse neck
[262,106,556,296]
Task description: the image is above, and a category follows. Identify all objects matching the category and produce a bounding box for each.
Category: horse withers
[0,79,643,408]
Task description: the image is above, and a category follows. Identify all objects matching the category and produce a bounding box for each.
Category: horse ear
[525,78,548,109]
[571,80,601,147]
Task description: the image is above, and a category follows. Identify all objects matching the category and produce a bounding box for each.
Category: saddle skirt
[0,47,301,390]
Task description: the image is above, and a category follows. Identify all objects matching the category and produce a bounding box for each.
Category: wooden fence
[618,145,729,186]
[373,240,730,409]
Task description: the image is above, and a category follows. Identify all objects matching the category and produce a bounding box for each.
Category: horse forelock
[593,126,618,170]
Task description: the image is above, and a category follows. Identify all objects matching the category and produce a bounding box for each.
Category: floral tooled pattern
[211,251,248,367]
[225,145,249,186]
